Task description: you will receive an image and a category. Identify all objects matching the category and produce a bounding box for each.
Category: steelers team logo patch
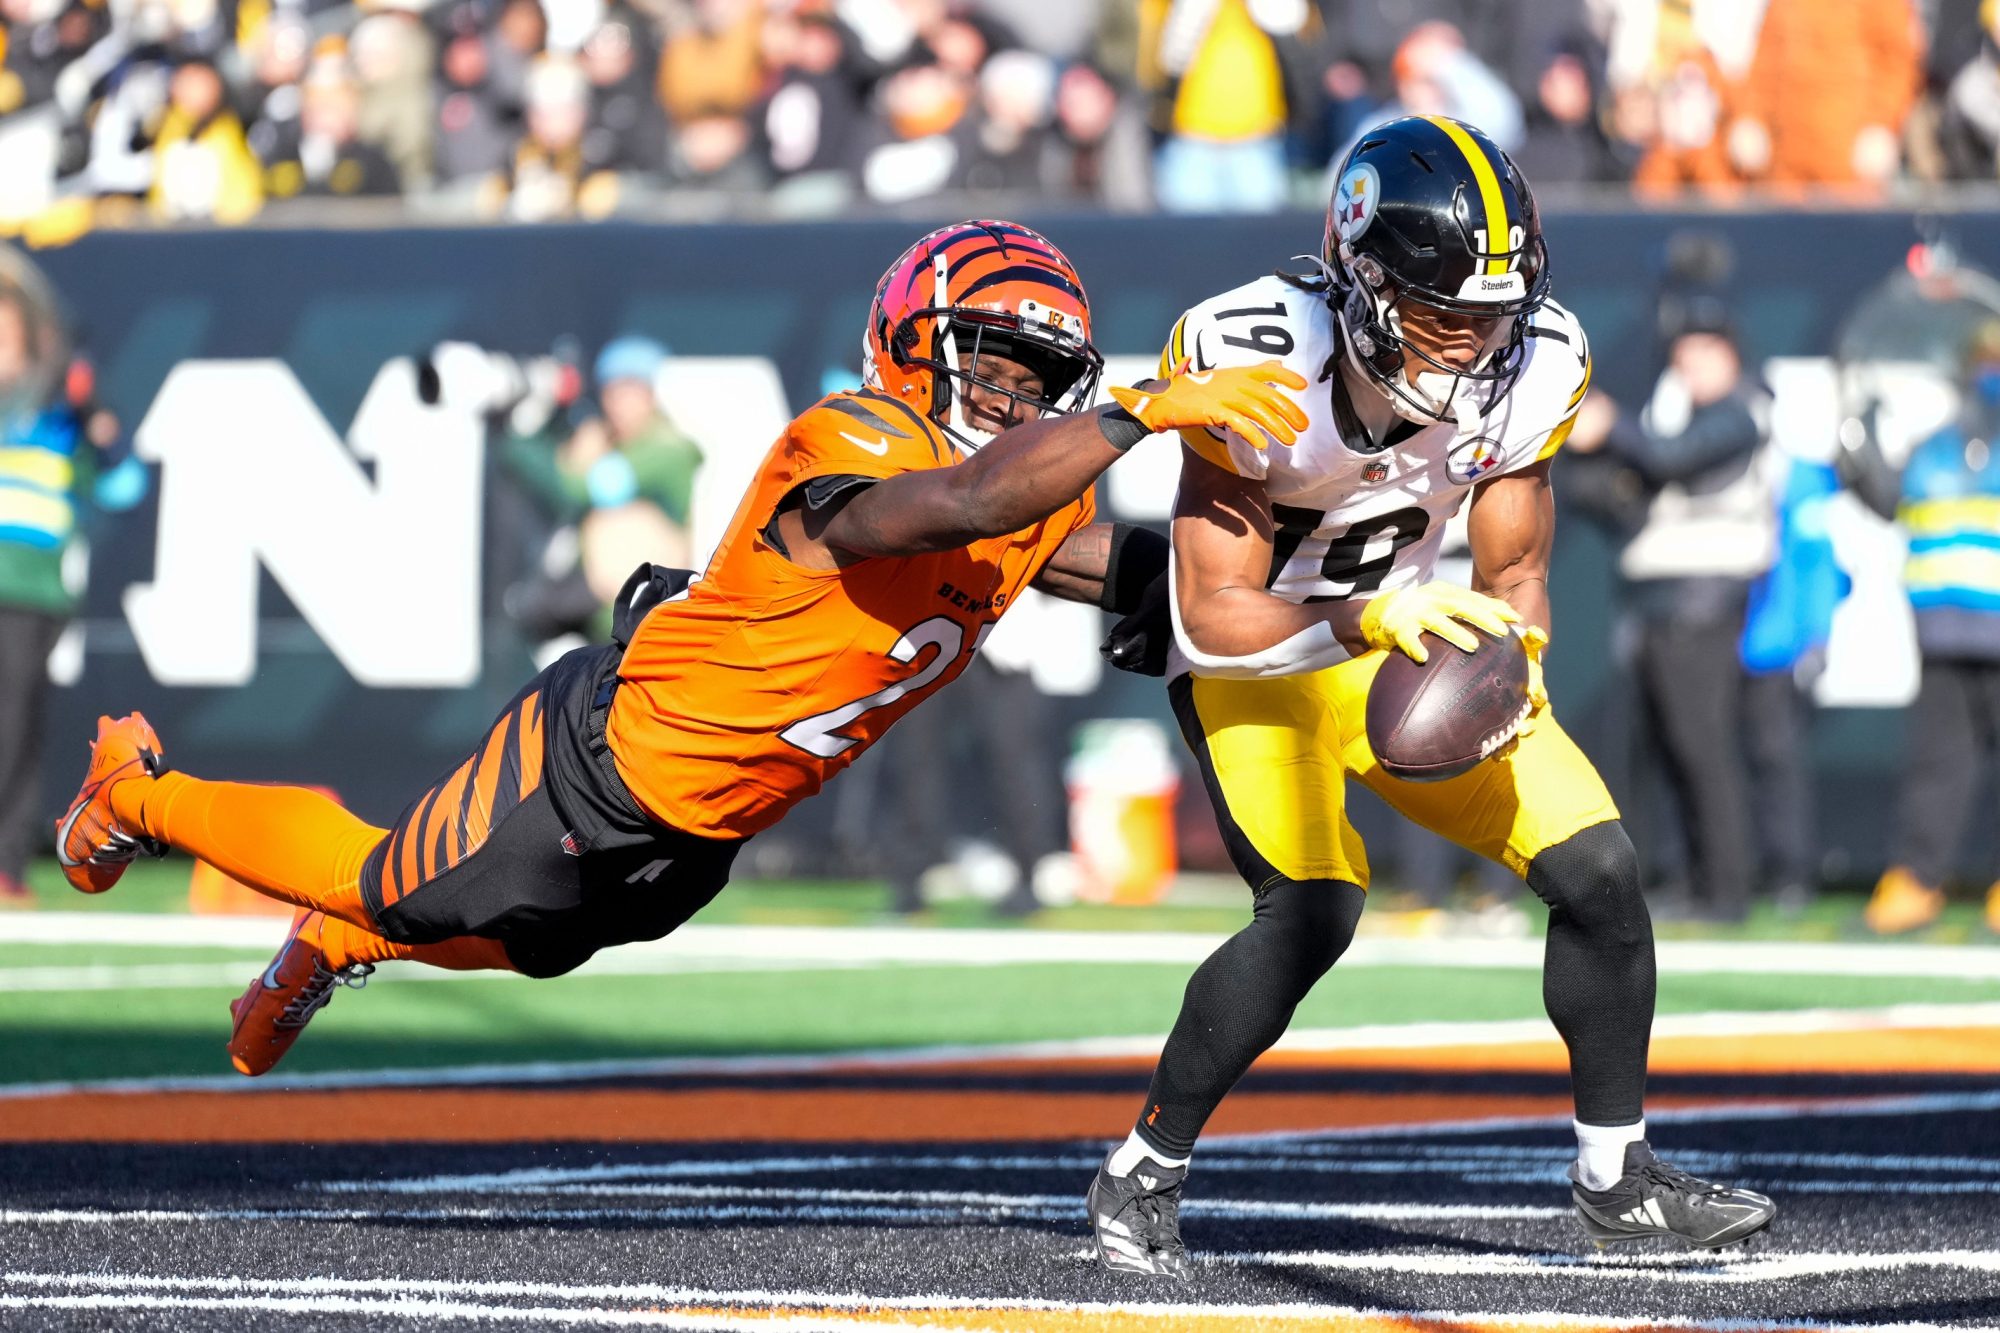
[1447,436,1504,484]
[1332,163,1380,243]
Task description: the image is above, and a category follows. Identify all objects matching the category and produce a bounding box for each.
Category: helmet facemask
[1333,234,1545,426]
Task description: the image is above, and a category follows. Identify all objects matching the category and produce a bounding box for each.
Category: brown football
[1365,626,1532,783]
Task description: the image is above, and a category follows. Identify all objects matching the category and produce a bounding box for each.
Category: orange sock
[112,771,387,932]
[315,914,516,974]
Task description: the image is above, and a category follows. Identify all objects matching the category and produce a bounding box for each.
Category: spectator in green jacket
[0,261,145,905]
[499,335,702,646]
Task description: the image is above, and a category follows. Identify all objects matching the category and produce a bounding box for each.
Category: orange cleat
[54,713,166,894]
[227,909,373,1076]
[1864,866,1946,936]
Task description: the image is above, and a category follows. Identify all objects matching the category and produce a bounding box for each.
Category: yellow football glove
[1516,623,1549,737]
[1106,359,1309,449]
[1358,583,1520,663]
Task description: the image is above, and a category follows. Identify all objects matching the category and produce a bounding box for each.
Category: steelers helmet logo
[1333,163,1380,243]
[1447,436,1504,484]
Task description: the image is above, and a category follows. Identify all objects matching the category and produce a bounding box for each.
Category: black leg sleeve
[1527,820,1654,1126]
[1133,879,1365,1158]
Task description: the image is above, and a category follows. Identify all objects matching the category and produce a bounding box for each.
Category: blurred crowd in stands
[0,0,1997,232]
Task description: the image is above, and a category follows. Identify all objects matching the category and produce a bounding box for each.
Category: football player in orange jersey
[55,220,1307,1076]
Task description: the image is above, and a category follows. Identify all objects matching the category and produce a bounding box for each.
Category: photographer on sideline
[498,334,702,647]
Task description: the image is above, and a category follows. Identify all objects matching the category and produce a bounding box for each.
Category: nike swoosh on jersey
[839,430,891,456]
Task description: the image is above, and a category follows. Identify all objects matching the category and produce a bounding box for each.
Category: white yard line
[7,913,2000,980]
[7,1002,2000,1102]
[0,953,870,992]
[0,1195,1570,1227]
[1219,1248,2000,1284]
[0,1271,1975,1331]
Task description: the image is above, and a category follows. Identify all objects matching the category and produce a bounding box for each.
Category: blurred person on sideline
[1843,320,2000,936]
[1727,0,1921,195]
[54,221,1276,1087]
[1938,0,2000,179]
[757,8,867,197]
[483,55,619,219]
[1512,38,1626,185]
[657,0,764,128]
[0,257,143,905]
[432,2,525,184]
[0,0,109,115]
[240,15,314,173]
[1334,20,1522,164]
[580,11,667,177]
[147,57,263,222]
[499,334,702,645]
[350,4,437,190]
[856,59,969,203]
[1048,59,1151,208]
[958,48,1054,193]
[1566,298,1774,923]
[263,53,403,199]
[1610,2,1738,198]
[1141,0,1303,213]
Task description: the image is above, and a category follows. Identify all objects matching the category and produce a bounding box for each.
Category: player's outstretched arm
[819,362,1306,559]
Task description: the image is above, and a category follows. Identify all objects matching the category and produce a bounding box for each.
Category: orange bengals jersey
[605,389,1096,839]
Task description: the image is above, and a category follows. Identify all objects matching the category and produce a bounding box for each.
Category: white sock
[1107,1127,1189,1177]
[1573,1118,1644,1191]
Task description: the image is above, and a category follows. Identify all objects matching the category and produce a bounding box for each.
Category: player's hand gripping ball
[1364,587,1536,783]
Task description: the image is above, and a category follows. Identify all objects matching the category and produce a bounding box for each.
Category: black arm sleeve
[1100,522,1170,615]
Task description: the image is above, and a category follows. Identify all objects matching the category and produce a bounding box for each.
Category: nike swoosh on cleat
[53,801,88,867]
[838,430,891,456]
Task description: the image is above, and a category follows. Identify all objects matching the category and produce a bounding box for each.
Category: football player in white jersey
[1085,116,1776,1277]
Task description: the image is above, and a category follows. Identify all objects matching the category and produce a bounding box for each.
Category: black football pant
[1891,656,2000,888]
[1635,602,1755,920]
[0,607,63,887]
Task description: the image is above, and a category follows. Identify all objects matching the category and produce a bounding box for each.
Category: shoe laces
[277,960,374,1028]
[1637,1157,1728,1200]
[1124,1174,1183,1237]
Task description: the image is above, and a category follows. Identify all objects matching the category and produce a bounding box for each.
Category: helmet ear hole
[891,317,921,368]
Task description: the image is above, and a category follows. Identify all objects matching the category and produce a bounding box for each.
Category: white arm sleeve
[1167,559,1355,680]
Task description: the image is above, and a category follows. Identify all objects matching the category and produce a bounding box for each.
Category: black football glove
[1100,570,1171,677]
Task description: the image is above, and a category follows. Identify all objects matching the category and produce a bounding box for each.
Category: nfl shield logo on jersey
[1447,436,1505,484]
[1362,460,1390,483]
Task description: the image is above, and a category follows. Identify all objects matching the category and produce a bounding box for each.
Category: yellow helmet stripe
[1420,115,1510,277]
[1160,313,1189,378]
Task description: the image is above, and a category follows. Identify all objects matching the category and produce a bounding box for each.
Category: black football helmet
[1323,115,1551,424]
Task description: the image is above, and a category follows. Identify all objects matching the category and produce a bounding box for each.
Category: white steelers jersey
[1164,273,1591,607]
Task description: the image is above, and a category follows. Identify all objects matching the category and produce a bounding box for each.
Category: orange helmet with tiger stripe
[864,220,1102,451]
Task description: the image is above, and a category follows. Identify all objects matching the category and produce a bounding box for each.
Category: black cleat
[1572,1140,1775,1249]
[1087,1152,1189,1279]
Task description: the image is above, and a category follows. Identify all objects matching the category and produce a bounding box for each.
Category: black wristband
[1096,405,1151,452]
[1100,522,1170,614]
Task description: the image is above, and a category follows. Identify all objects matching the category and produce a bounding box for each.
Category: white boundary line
[7,913,2000,980]
[6,1002,2000,1101]
[0,1271,1976,1332]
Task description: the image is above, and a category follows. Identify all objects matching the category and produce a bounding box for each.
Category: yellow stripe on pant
[1173,651,1620,888]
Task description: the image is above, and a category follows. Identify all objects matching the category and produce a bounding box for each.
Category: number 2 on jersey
[779,616,981,759]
